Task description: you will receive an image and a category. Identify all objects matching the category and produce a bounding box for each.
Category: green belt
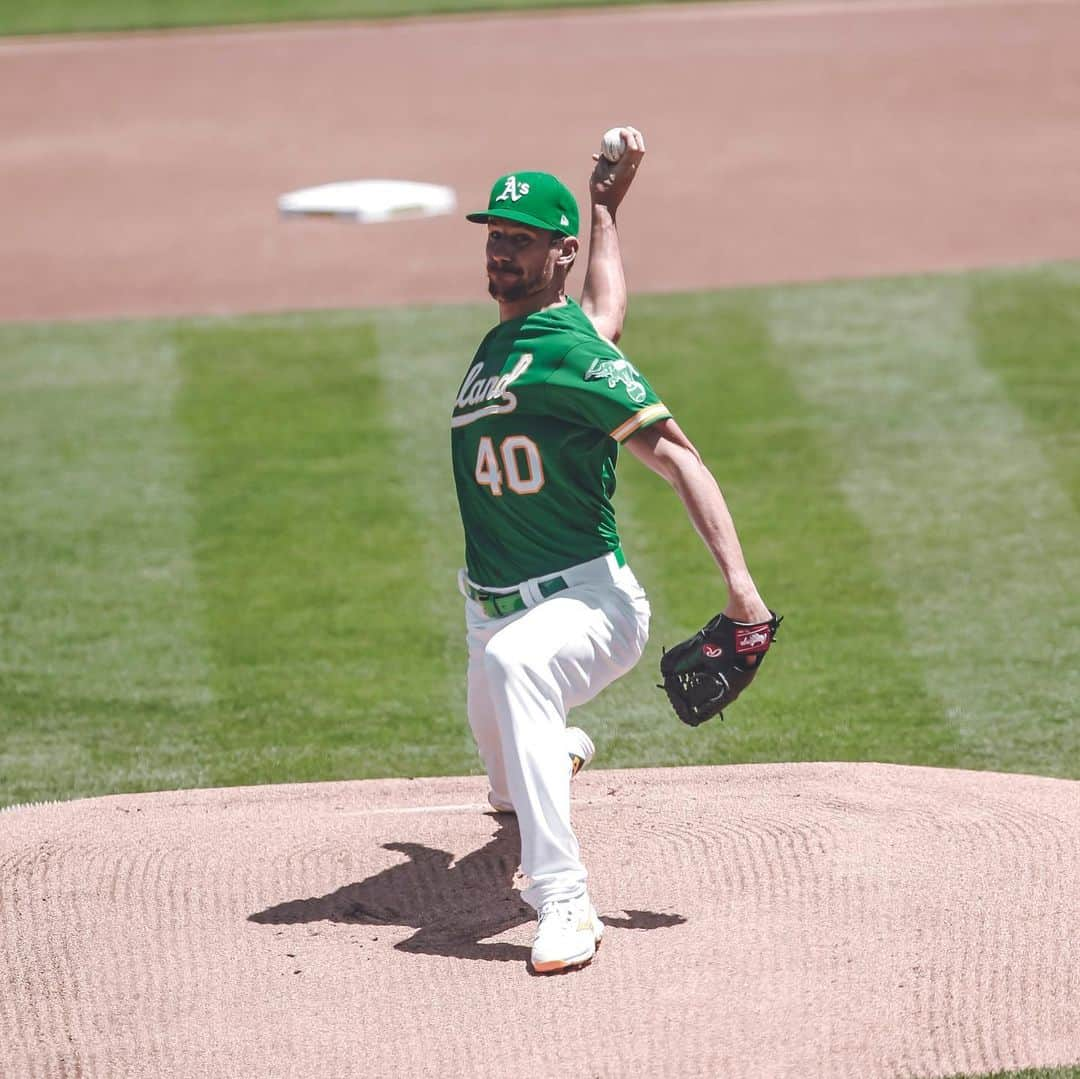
[467,547,625,619]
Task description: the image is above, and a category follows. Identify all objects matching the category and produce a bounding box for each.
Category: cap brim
[465,208,571,234]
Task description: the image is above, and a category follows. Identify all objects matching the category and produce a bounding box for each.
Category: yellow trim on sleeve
[609,403,671,443]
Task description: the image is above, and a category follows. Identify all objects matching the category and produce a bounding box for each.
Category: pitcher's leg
[483,629,583,909]
[465,606,594,817]
[465,612,515,811]
[481,580,648,910]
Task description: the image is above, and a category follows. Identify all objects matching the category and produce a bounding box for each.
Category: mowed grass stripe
[370,305,493,769]
[562,292,772,764]
[0,322,215,804]
[969,264,1080,510]
[586,290,955,769]
[174,314,478,786]
[768,274,1080,778]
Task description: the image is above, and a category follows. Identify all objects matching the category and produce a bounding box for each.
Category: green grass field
[0,0,710,36]
[2,262,1077,811]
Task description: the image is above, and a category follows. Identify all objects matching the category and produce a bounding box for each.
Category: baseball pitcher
[451,130,777,974]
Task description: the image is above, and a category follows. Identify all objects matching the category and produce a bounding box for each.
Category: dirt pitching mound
[2,762,1078,1078]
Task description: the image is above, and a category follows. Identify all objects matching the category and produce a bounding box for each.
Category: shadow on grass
[249,815,685,963]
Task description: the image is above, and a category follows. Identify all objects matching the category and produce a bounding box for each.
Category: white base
[278,179,456,223]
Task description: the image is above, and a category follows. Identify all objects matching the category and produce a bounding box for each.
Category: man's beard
[487,265,540,302]
[488,277,529,301]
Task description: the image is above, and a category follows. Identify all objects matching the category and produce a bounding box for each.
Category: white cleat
[530,894,604,974]
[565,726,595,778]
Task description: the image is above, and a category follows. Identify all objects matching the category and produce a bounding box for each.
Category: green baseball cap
[466,171,579,236]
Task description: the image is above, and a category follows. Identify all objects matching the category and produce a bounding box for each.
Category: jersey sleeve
[544,341,672,443]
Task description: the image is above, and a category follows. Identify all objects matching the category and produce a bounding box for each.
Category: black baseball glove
[659,611,782,727]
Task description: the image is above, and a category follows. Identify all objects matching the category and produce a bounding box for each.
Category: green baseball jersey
[451,299,671,587]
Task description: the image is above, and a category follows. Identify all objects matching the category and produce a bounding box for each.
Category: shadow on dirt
[249,816,686,963]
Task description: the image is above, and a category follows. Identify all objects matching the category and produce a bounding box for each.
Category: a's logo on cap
[495,176,530,203]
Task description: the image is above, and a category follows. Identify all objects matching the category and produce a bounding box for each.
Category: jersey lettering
[451,355,532,429]
[474,436,503,496]
[501,435,545,495]
[474,435,545,497]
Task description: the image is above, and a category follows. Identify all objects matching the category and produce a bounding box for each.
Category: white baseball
[600,127,627,163]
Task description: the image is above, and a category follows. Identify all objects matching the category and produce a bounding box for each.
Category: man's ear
[556,235,579,268]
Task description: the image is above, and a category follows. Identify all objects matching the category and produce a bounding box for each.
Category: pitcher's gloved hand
[659,611,782,727]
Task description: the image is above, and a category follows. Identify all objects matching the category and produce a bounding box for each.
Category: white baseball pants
[461,551,651,910]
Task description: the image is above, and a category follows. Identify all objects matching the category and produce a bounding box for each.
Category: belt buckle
[484,589,525,619]
[494,591,523,618]
[466,577,528,619]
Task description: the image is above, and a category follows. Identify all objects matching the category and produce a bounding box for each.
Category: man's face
[485,220,564,302]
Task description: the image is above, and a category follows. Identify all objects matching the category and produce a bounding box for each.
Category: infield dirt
[2,0,1080,322]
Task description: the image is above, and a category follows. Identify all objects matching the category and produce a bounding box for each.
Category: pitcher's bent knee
[481,630,535,682]
[482,635,561,728]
